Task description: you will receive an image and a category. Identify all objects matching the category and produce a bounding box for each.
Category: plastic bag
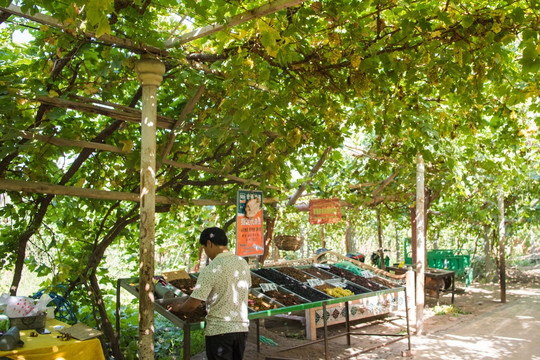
[28,294,52,316]
[5,296,35,318]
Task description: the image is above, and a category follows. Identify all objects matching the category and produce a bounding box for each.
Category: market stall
[117,257,411,360]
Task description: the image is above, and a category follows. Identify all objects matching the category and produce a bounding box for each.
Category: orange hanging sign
[309,198,341,224]
[236,189,264,257]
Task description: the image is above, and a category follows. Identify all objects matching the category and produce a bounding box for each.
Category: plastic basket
[9,312,47,330]
[274,235,303,251]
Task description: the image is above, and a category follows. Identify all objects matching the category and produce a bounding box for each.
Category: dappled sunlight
[201,265,250,327]
[232,282,239,304]
[411,333,531,359]
[508,287,540,297]
[406,290,540,359]
[515,315,534,320]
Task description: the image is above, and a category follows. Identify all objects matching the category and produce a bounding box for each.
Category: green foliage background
[0,0,538,358]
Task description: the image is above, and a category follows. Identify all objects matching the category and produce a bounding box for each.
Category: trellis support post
[135,54,166,360]
[415,153,425,335]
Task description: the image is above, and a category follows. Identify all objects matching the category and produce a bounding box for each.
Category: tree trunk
[346,220,353,255]
[89,273,124,360]
[8,117,130,294]
[483,224,494,282]
[259,216,276,265]
[9,196,51,295]
[531,228,536,258]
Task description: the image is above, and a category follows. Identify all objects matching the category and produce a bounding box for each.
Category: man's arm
[166,296,203,313]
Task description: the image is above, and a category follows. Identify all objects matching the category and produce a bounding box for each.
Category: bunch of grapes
[453,47,463,67]
[491,22,502,34]
[327,49,342,65]
[351,71,370,95]
[325,287,354,298]
[351,53,362,69]
[427,66,439,85]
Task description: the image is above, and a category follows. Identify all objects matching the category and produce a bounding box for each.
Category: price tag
[307,278,324,287]
[314,264,330,269]
[361,270,373,278]
[260,283,277,292]
[326,279,347,288]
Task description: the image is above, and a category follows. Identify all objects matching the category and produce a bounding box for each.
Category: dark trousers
[205,332,248,360]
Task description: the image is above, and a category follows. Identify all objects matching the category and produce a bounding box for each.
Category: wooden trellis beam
[165,0,306,47]
[0,4,164,54]
[0,178,278,205]
[163,159,283,191]
[13,129,284,191]
[34,95,176,129]
[18,130,129,154]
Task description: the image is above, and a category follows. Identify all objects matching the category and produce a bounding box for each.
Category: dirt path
[194,263,540,360]
[240,265,540,360]
[400,285,540,360]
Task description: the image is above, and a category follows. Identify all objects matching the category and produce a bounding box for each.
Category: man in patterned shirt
[167,227,251,360]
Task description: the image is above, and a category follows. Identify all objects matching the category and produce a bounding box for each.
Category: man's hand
[166,300,184,313]
[160,295,202,314]
[158,295,189,312]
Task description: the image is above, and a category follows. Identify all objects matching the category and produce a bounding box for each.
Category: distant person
[167,227,251,360]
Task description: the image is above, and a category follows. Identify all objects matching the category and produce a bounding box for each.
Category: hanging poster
[309,198,341,224]
[236,189,264,257]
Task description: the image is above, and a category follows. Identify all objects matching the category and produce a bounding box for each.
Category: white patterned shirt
[191,251,251,336]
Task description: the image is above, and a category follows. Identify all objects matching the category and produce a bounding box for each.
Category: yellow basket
[274,235,304,251]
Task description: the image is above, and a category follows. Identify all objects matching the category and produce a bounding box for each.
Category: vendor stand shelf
[116,278,203,360]
[117,267,411,360]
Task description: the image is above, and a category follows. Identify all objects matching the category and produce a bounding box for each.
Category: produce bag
[5,296,35,318]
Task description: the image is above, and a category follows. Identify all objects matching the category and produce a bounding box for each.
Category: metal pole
[135,55,165,360]
[256,319,260,352]
[345,301,350,346]
[183,323,190,360]
[323,301,328,360]
[404,287,411,352]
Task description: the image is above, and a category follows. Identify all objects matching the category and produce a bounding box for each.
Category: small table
[0,319,105,360]
[386,266,455,305]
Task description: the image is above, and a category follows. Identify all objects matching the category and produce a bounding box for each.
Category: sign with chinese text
[236,189,264,257]
[260,283,278,292]
[309,198,341,224]
[307,278,325,287]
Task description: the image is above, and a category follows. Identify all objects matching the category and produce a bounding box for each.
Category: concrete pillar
[135,54,165,360]
[415,153,425,335]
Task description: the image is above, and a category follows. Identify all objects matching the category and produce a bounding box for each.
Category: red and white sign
[309,198,341,224]
[236,189,264,257]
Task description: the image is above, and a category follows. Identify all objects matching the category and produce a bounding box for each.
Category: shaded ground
[192,260,540,360]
